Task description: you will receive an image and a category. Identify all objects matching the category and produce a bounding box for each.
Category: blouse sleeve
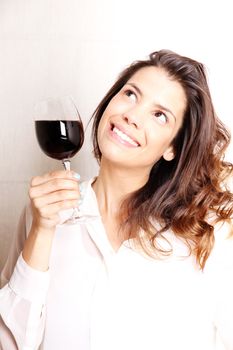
[0,206,50,350]
[210,221,233,349]
[214,264,233,349]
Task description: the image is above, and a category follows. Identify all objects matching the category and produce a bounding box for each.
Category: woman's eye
[154,111,168,124]
[124,89,137,102]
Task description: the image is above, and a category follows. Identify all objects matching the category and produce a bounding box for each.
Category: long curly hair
[92,50,233,269]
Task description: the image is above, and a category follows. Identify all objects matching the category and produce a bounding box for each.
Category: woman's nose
[123,113,138,128]
[122,108,144,128]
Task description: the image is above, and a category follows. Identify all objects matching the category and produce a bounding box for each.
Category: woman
[0,50,233,350]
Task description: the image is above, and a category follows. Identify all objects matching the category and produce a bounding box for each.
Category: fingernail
[79,182,84,190]
[73,173,81,180]
[80,187,85,195]
[77,199,83,206]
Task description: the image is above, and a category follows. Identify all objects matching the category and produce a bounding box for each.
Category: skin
[23,171,80,271]
[22,66,187,270]
[94,67,187,248]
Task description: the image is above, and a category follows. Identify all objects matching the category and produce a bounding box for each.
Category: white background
[0,1,232,275]
[0,1,232,348]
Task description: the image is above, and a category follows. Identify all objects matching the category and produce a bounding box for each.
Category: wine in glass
[34,96,84,222]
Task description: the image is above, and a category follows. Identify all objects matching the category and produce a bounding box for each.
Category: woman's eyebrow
[127,82,177,121]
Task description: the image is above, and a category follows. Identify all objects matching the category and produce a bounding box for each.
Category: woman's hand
[29,170,81,231]
[22,170,81,271]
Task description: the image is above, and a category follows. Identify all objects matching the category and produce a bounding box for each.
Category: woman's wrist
[22,225,56,271]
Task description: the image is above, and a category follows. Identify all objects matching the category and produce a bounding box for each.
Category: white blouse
[0,178,233,350]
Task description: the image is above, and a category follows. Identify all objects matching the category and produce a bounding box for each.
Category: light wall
[0,1,232,269]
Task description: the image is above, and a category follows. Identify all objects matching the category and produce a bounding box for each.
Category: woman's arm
[0,316,18,350]
[0,254,50,349]
[0,205,50,349]
[23,170,80,271]
[214,264,233,350]
[211,221,233,349]
[0,170,80,349]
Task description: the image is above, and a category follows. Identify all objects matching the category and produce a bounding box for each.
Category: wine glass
[34,96,84,223]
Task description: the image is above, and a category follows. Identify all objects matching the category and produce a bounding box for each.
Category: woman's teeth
[112,126,139,146]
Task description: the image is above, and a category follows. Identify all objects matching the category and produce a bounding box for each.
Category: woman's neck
[92,159,149,217]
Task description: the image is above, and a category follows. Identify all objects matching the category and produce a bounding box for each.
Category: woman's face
[97,66,187,174]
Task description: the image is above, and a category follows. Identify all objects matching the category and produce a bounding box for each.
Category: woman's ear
[162,146,175,161]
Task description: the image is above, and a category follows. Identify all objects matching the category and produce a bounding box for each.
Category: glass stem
[62,159,71,171]
[61,158,80,223]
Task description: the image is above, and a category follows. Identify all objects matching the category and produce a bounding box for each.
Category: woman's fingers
[28,170,82,230]
[30,170,80,187]
[37,199,79,219]
[33,189,80,209]
[23,171,82,270]
[29,178,79,198]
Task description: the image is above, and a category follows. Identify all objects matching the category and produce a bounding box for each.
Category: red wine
[35,120,84,160]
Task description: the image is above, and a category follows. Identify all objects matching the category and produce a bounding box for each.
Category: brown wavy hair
[92,50,233,269]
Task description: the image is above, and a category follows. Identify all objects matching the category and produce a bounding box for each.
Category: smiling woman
[0,50,233,350]
[96,66,186,171]
[92,50,233,265]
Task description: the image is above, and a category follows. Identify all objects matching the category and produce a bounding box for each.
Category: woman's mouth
[110,124,140,147]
